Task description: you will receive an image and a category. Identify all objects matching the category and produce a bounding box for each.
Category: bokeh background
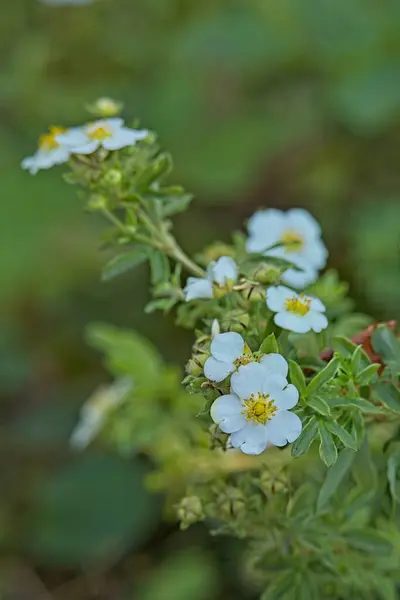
[1,1,400,598]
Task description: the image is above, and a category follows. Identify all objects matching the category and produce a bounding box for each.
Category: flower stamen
[285,295,311,316]
[280,229,304,252]
[242,393,277,425]
[86,124,113,141]
[38,126,66,151]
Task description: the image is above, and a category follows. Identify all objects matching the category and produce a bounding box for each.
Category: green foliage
[24,454,162,566]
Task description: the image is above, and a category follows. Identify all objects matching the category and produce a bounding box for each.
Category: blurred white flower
[204,331,289,383]
[246,208,328,288]
[210,362,301,455]
[70,377,133,449]
[56,118,148,155]
[21,126,70,174]
[266,285,328,333]
[184,256,238,301]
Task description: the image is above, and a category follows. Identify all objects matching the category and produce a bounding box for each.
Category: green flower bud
[177,496,204,529]
[87,194,108,211]
[221,310,249,333]
[252,263,281,284]
[186,358,203,377]
[103,169,123,186]
[242,285,265,302]
[86,97,123,118]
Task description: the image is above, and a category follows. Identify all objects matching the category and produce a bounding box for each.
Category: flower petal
[272,384,299,410]
[266,285,292,312]
[281,264,318,288]
[231,362,265,400]
[274,312,311,333]
[301,237,328,270]
[266,410,302,446]
[307,311,328,333]
[210,394,246,433]
[56,128,87,147]
[259,353,288,378]
[308,296,326,312]
[69,141,99,155]
[211,332,244,362]
[204,357,234,382]
[230,422,268,455]
[261,375,288,397]
[247,209,285,239]
[102,128,148,150]
[183,277,213,301]
[211,256,238,285]
[286,208,321,238]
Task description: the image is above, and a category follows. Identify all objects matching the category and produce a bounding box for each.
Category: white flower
[56,118,148,155]
[184,256,238,302]
[210,362,301,455]
[204,332,289,383]
[246,208,328,288]
[70,377,132,449]
[21,126,70,174]
[266,285,328,334]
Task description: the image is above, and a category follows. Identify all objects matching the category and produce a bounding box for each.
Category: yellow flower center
[233,345,262,368]
[86,123,113,141]
[280,229,304,252]
[285,295,311,316]
[213,279,235,299]
[242,393,277,425]
[38,126,66,151]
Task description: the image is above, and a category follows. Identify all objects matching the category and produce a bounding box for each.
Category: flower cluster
[209,347,301,455]
[22,117,148,174]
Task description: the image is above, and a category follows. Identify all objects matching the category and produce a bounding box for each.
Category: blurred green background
[1,0,399,598]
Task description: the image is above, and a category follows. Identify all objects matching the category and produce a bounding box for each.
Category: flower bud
[86,97,123,118]
[211,319,220,339]
[242,285,265,303]
[186,358,203,377]
[177,496,204,529]
[87,194,108,211]
[103,169,122,186]
[252,263,281,284]
[221,310,249,333]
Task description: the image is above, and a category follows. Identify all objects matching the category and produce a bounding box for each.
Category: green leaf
[144,297,177,314]
[352,438,377,490]
[288,360,306,395]
[387,451,400,503]
[261,570,294,599]
[350,345,364,375]
[160,194,193,218]
[325,420,357,451]
[307,395,331,417]
[138,551,217,600]
[356,363,380,385]
[86,323,162,388]
[307,356,340,396]
[332,336,357,358]
[24,454,162,566]
[259,333,279,355]
[149,251,170,285]
[371,325,400,371]
[351,408,365,448]
[345,530,392,555]
[318,422,338,467]
[317,449,355,510]
[327,397,384,414]
[101,246,149,281]
[374,381,400,412]
[291,417,318,457]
